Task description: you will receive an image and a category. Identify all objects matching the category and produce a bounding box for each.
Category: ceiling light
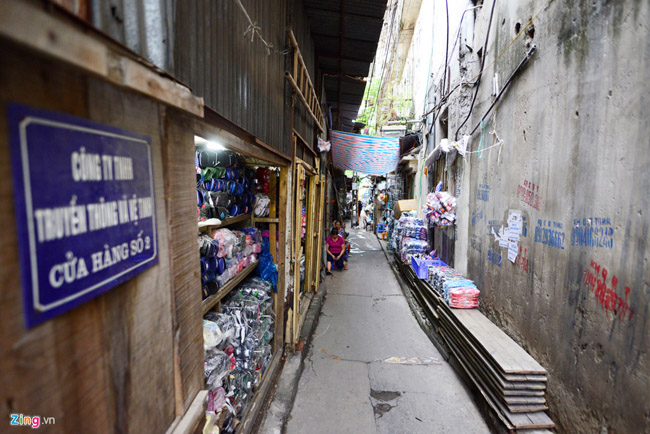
[194,135,225,150]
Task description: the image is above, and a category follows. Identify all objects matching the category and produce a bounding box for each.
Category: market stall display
[391,214,429,263]
[203,275,275,433]
[423,190,457,227]
[427,265,480,309]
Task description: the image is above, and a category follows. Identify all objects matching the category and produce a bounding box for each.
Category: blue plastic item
[411,257,447,279]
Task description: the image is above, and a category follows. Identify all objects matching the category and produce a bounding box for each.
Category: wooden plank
[285,73,324,133]
[256,217,280,223]
[453,309,547,374]
[444,327,554,429]
[438,317,548,414]
[194,118,288,167]
[292,164,305,346]
[0,0,108,76]
[167,390,208,434]
[201,262,259,315]
[439,309,546,390]
[162,110,204,416]
[304,175,317,293]
[269,170,278,262]
[274,166,288,350]
[436,298,547,378]
[198,213,251,232]
[313,175,325,293]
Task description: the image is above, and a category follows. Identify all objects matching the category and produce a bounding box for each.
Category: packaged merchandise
[254,193,271,217]
[427,265,480,308]
[202,274,275,432]
[423,191,457,226]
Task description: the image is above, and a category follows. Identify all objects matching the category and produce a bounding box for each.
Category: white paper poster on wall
[508,241,518,263]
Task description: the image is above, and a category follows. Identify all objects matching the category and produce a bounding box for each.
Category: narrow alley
[0,1,648,433]
[285,227,489,434]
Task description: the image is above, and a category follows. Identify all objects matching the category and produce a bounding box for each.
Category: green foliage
[355,78,414,136]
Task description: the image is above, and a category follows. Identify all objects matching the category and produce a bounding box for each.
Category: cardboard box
[395,199,417,219]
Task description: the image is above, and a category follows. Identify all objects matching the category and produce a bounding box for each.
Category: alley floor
[285,227,490,434]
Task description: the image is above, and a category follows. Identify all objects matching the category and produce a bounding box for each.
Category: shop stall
[192,120,291,433]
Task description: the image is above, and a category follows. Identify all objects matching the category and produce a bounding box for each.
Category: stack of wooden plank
[395,257,555,432]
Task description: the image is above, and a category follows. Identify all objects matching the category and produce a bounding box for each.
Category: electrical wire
[421,5,482,118]
[422,0,554,122]
[442,0,450,98]
[454,0,497,140]
[468,44,536,136]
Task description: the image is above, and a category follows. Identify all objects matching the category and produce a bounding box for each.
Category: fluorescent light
[206,141,224,150]
[194,135,225,150]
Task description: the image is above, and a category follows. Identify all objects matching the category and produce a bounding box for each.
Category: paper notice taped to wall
[508,241,518,263]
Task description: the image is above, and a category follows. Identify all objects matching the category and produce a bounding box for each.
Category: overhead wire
[421,4,483,118]
[454,0,497,140]
[421,0,554,123]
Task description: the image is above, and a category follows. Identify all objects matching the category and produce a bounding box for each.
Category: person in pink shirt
[326,228,347,274]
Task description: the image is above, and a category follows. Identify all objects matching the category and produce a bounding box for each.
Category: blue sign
[8,104,158,327]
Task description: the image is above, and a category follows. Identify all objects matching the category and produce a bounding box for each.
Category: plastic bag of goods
[203,319,228,350]
[205,348,235,389]
[400,238,429,262]
[443,279,479,309]
[254,193,271,217]
[211,228,238,258]
[423,191,457,226]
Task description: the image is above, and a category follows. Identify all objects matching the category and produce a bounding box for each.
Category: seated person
[334,220,350,256]
[326,228,348,274]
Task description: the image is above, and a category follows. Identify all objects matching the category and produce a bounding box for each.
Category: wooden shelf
[253,217,279,223]
[201,261,258,315]
[198,213,251,231]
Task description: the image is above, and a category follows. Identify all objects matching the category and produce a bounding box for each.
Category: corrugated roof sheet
[304,0,388,132]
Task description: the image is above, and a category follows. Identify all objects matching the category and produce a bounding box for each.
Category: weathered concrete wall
[451,0,650,432]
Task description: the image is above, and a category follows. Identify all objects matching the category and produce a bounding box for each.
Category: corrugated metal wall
[174,0,300,156]
[90,0,321,156]
[91,0,176,71]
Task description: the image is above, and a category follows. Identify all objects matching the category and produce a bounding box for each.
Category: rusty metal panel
[172,0,294,154]
[90,0,175,71]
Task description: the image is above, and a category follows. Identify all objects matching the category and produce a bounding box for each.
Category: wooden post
[275,166,288,350]
[292,165,305,346]
[304,175,317,293]
[269,170,278,263]
[314,174,325,292]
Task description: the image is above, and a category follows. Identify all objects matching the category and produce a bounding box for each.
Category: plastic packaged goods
[203,320,226,350]
[254,193,271,217]
[426,265,480,308]
[423,191,457,227]
[400,238,429,262]
[204,348,235,389]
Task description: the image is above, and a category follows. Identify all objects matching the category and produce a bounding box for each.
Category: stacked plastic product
[196,149,257,223]
[198,227,262,299]
[396,214,428,263]
[423,190,457,227]
[202,276,274,433]
[427,265,480,309]
[254,168,271,217]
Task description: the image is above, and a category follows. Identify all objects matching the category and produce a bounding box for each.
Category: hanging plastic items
[258,238,278,291]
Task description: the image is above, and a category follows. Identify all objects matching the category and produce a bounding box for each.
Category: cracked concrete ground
[285,228,490,434]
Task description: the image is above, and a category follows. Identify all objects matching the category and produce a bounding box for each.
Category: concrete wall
[449,0,649,432]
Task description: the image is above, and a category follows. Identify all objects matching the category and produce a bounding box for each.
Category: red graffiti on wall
[515,245,529,273]
[583,259,634,322]
[517,179,541,210]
